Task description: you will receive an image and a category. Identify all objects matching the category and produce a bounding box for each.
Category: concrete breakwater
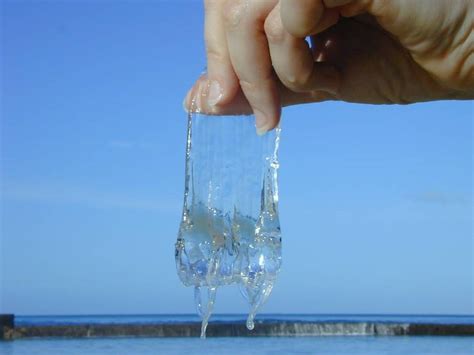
[2,315,473,339]
[1,315,14,340]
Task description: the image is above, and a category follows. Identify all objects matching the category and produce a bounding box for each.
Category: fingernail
[207,80,223,106]
[255,110,270,135]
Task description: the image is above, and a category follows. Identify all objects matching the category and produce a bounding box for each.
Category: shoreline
[3,314,473,339]
[3,322,474,340]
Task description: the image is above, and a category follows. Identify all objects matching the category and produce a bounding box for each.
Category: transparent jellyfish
[175,107,282,338]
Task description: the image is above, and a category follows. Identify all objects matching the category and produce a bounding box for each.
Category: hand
[184,0,474,134]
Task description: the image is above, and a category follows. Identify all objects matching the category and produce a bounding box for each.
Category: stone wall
[0,314,14,340]
[3,321,474,339]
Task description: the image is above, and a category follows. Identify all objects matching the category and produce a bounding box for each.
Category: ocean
[13,313,474,326]
[1,336,474,355]
[1,314,473,355]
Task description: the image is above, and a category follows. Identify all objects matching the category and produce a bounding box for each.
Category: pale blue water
[1,336,473,354]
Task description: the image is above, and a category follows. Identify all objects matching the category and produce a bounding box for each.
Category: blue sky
[1,0,472,316]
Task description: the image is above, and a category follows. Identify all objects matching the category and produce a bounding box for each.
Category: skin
[184,0,474,134]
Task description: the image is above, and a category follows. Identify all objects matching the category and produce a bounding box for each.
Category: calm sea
[2,314,473,355]
[13,313,474,326]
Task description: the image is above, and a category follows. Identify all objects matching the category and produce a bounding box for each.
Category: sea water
[2,336,473,355]
[175,112,282,337]
[14,314,474,326]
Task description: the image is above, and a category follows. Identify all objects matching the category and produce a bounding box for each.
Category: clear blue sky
[1,0,472,316]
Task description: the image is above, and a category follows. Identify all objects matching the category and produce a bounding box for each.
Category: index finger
[224,0,280,134]
[204,0,240,107]
[280,0,352,37]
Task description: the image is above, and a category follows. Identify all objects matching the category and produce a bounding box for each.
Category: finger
[204,0,241,106]
[184,74,334,116]
[338,1,372,18]
[265,5,341,95]
[184,0,239,111]
[280,0,351,38]
[224,0,280,134]
[184,74,253,115]
[280,0,323,38]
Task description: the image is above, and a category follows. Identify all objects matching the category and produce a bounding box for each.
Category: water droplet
[246,314,255,330]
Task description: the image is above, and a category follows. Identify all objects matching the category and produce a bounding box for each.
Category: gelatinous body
[175,112,282,338]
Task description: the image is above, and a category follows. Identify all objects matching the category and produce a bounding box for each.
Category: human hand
[184,0,473,134]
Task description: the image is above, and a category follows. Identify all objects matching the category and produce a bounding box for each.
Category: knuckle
[282,0,322,37]
[239,70,275,93]
[239,77,269,98]
[223,0,247,29]
[282,18,311,38]
[238,78,270,113]
[205,43,226,64]
[239,78,259,93]
[264,13,285,43]
[282,70,313,92]
[296,17,318,37]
